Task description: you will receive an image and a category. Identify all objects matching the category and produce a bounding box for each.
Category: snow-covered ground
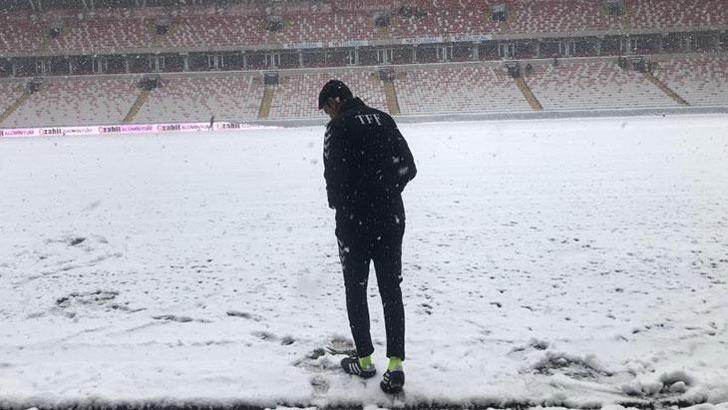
[1,115,727,409]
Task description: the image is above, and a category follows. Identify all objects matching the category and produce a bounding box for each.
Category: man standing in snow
[319,80,417,394]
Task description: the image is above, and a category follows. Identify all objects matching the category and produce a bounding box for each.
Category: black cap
[318,79,353,110]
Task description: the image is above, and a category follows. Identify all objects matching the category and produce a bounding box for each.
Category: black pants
[336,215,405,360]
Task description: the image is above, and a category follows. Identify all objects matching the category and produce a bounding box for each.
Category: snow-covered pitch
[1,115,727,410]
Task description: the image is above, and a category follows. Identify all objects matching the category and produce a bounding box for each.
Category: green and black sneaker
[380,366,405,394]
[340,356,376,379]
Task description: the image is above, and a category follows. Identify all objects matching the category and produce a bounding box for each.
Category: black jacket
[323,97,417,226]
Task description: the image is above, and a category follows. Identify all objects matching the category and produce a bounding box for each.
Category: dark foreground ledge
[2,396,706,410]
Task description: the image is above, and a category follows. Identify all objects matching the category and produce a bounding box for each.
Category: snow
[0,115,727,409]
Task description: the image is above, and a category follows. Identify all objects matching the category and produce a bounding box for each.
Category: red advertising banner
[0,122,276,138]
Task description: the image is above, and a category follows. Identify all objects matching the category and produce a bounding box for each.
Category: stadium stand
[2,0,727,128]
[3,54,728,127]
[3,77,141,127]
[653,56,728,106]
[440,0,728,35]
[279,0,728,42]
[275,11,379,45]
[624,0,728,30]
[395,65,532,114]
[524,59,679,110]
[268,69,388,119]
[498,0,608,34]
[0,12,42,53]
[133,73,262,123]
[3,1,728,53]
[0,80,27,124]
[0,81,24,111]
[46,17,155,54]
[156,15,268,49]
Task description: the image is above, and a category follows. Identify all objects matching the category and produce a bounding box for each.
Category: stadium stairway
[643,71,690,106]
[376,24,391,41]
[39,26,51,53]
[150,17,170,49]
[149,19,162,49]
[258,85,275,119]
[123,89,152,123]
[382,76,401,115]
[514,76,543,111]
[0,86,31,126]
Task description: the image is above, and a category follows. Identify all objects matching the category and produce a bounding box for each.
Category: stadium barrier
[245,105,728,127]
[0,122,276,138]
[1,106,726,137]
